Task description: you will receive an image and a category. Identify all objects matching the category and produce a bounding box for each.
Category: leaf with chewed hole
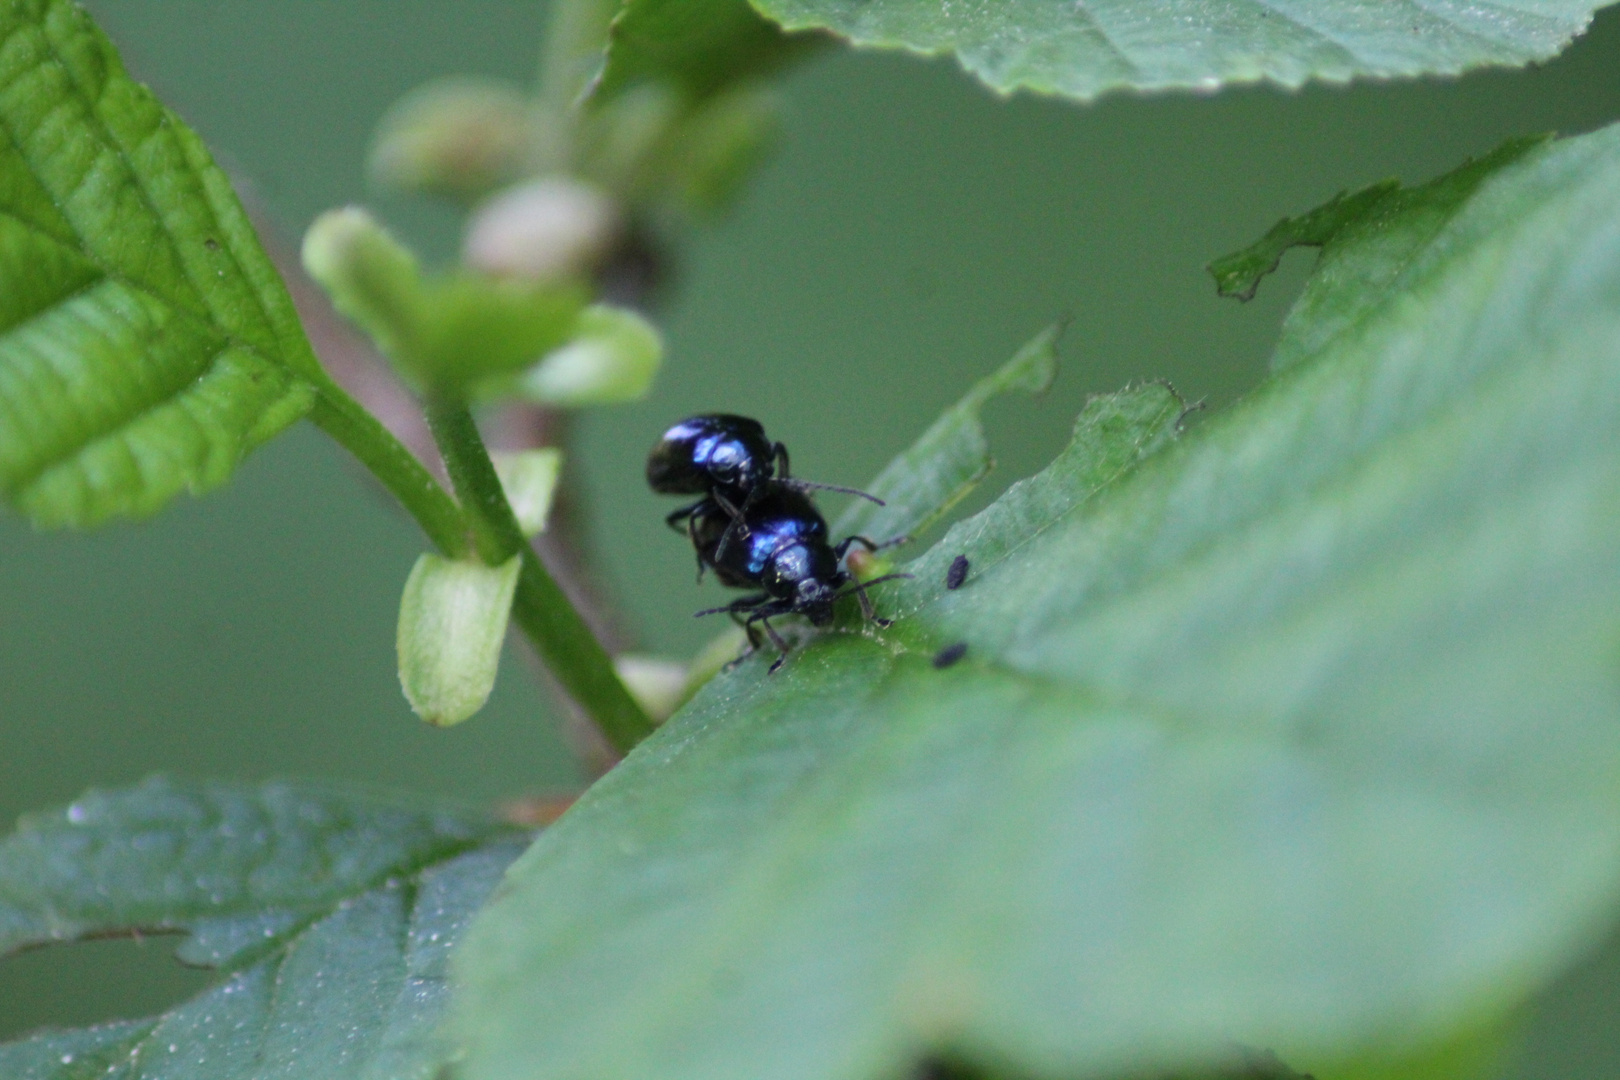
[834,323,1060,543]
[1209,135,1550,373]
[0,776,525,1080]
[0,0,325,528]
[454,126,1620,1080]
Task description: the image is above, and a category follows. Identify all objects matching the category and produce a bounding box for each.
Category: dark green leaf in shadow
[832,323,1061,544]
[594,0,821,104]
[0,0,325,527]
[454,123,1620,1080]
[1210,136,1550,372]
[0,777,525,1080]
[750,0,1606,101]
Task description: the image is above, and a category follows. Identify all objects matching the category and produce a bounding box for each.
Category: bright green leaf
[304,207,587,392]
[397,553,523,727]
[0,0,323,528]
[833,322,1062,543]
[513,303,662,407]
[455,124,1620,1080]
[594,0,820,104]
[751,0,1608,100]
[493,448,564,537]
[418,274,587,388]
[0,777,525,1080]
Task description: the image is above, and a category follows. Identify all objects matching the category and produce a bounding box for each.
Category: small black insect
[945,554,970,590]
[931,641,969,669]
[686,485,907,672]
[647,414,882,562]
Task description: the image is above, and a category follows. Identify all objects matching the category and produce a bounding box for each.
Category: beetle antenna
[780,479,885,506]
[829,572,913,603]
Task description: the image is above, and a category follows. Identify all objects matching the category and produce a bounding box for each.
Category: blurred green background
[4,2,1620,1072]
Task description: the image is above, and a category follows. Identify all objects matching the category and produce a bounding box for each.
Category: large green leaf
[751,0,1611,100]
[454,124,1620,1080]
[0,0,322,528]
[0,776,525,1080]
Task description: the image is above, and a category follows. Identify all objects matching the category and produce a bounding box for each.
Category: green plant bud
[515,304,662,407]
[575,82,684,198]
[396,552,522,727]
[302,207,425,367]
[666,85,780,216]
[463,176,622,281]
[612,654,690,724]
[368,77,544,201]
[416,273,588,389]
[492,448,563,537]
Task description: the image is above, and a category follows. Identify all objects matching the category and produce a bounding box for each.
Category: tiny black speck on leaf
[945,555,970,590]
[932,642,968,669]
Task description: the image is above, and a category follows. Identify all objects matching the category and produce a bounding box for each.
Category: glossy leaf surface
[0,777,524,1080]
[455,125,1620,1080]
[752,0,1610,100]
[0,0,321,528]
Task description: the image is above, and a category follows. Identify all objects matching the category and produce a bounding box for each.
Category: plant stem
[308,380,469,559]
[425,396,655,754]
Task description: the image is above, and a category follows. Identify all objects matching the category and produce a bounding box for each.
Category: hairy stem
[308,379,469,559]
[425,396,655,754]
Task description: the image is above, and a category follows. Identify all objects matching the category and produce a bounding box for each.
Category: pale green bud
[302,207,424,366]
[397,553,522,727]
[492,448,563,538]
[463,176,622,281]
[368,77,542,201]
[516,304,662,407]
[612,654,691,724]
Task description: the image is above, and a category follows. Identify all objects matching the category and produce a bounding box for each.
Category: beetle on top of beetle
[646,414,906,671]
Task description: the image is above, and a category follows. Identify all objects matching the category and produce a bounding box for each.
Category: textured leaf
[0,776,524,1080]
[455,124,1620,1080]
[0,0,322,527]
[595,0,819,103]
[751,0,1610,100]
[833,322,1060,543]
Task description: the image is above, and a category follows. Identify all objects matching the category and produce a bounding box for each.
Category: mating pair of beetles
[647,414,907,670]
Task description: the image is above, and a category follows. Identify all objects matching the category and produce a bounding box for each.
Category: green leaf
[0,776,524,1080]
[0,0,322,528]
[833,322,1061,543]
[455,123,1620,1080]
[511,303,663,407]
[750,0,1608,100]
[594,0,820,104]
[1209,136,1550,373]
[303,207,587,392]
